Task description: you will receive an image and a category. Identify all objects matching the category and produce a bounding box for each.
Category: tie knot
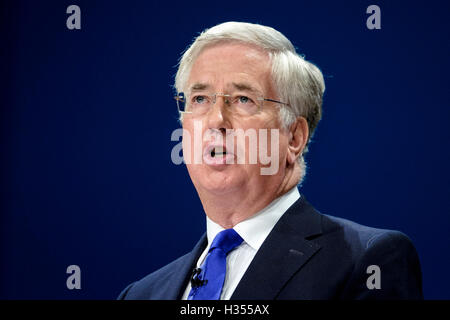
[210,229,243,255]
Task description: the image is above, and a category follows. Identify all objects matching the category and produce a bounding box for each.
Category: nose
[206,94,232,131]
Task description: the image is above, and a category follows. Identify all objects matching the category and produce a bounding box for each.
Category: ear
[286,117,309,165]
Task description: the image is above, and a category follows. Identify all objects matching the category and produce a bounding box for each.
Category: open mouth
[203,144,233,165]
[210,146,227,158]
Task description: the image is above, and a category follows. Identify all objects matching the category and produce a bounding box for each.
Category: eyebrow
[189,83,210,92]
[231,82,261,94]
[187,82,262,94]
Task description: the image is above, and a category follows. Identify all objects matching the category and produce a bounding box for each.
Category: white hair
[174,21,325,183]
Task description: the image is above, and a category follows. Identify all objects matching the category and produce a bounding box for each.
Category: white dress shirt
[181,187,300,300]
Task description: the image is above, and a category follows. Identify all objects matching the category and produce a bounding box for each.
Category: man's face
[182,42,290,197]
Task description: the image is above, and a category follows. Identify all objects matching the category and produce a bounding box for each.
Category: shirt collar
[206,187,300,251]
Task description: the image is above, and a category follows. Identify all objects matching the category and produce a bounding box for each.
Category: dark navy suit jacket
[118,196,423,300]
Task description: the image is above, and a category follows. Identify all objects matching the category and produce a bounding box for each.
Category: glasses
[174,92,290,116]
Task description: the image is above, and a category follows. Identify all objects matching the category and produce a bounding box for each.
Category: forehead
[187,42,273,93]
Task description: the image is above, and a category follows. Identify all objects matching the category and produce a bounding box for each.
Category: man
[119,22,423,300]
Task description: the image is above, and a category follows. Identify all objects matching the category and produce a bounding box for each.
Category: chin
[195,167,247,196]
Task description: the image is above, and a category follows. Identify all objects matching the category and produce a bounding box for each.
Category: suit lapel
[231,196,322,300]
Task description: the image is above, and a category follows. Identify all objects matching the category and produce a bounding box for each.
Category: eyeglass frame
[174,92,290,115]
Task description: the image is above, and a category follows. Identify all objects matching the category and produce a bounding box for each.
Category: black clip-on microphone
[190,268,208,288]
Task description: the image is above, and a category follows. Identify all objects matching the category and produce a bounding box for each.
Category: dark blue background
[1,0,449,299]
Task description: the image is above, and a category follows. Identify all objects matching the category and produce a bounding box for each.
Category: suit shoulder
[118,252,191,300]
[317,214,422,299]
[320,214,415,255]
[118,233,207,299]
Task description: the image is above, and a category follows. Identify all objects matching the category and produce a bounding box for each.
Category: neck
[198,164,301,228]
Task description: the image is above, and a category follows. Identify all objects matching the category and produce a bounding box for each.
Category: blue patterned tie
[188,229,243,300]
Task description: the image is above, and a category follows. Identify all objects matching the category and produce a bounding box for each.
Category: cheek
[181,127,193,164]
[278,137,289,162]
[259,128,289,172]
[234,118,285,165]
[182,133,193,164]
[182,120,204,165]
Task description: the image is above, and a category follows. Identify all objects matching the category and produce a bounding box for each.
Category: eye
[232,94,259,115]
[238,96,250,104]
[192,95,208,104]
